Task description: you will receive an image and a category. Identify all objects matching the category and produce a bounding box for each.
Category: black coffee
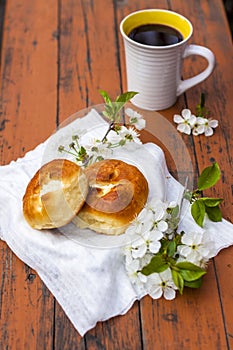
[128,24,183,46]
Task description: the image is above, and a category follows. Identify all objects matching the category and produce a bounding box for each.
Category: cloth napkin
[0,110,232,336]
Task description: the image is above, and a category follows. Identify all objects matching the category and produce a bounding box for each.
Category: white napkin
[0,110,232,336]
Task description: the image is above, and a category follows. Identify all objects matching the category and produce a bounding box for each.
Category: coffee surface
[128,24,183,46]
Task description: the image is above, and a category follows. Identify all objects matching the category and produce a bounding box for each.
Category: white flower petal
[177,123,191,135]
[173,115,184,123]
[181,233,193,245]
[177,123,186,133]
[150,229,164,241]
[134,118,146,130]
[163,287,176,300]
[148,286,163,299]
[132,244,147,258]
[209,119,218,128]
[186,251,201,264]
[138,208,153,222]
[204,127,214,136]
[153,206,166,222]
[179,245,192,257]
[132,237,145,248]
[138,272,147,283]
[141,221,154,235]
[196,117,206,125]
[202,117,209,124]
[125,108,134,117]
[189,115,197,126]
[149,241,161,254]
[192,128,200,136]
[126,259,140,273]
[147,273,161,284]
[192,233,203,245]
[197,125,205,134]
[181,109,191,120]
[157,220,168,232]
[160,268,172,281]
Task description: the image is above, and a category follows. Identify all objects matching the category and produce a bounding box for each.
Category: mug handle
[177,44,215,96]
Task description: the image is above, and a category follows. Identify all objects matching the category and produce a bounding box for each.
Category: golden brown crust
[73,159,149,235]
[23,159,88,229]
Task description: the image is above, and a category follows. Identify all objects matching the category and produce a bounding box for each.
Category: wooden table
[0,0,232,349]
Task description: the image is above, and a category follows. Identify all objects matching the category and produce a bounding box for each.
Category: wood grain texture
[116,0,233,349]
[58,0,121,121]
[0,0,232,349]
[0,0,58,349]
[170,1,233,348]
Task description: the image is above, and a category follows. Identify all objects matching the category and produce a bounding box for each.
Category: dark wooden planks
[0,0,58,164]
[0,0,7,68]
[58,0,122,122]
[171,0,233,348]
[0,0,58,349]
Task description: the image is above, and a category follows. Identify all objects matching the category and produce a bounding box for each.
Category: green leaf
[201,197,224,207]
[176,262,206,282]
[197,162,221,191]
[167,241,177,257]
[170,205,179,218]
[175,261,206,282]
[78,146,87,157]
[99,89,112,105]
[114,92,138,116]
[180,269,206,282]
[184,278,203,289]
[191,199,206,227]
[140,255,169,276]
[176,261,205,271]
[111,102,125,118]
[171,270,184,294]
[100,90,139,125]
[205,205,222,222]
[103,106,115,121]
[115,91,138,103]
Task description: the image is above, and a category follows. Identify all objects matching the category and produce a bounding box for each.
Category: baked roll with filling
[73,159,149,235]
[23,159,88,229]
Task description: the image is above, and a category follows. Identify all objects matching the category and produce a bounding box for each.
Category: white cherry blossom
[201,118,218,136]
[130,227,163,258]
[85,139,112,159]
[173,109,197,135]
[125,108,146,130]
[114,125,141,144]
[125,259,147,291]
[177,231,216,265]
[146,269,178,300]
[192,117,218,136]
[146,199,168,220]
[192,117,207,136]
[174,109,218,137]
[123,196,217,301]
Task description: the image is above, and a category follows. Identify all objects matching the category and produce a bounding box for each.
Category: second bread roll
[73,159,149,235]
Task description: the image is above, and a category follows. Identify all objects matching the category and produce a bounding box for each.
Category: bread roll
[23,159,88,229]
[73,159,149,235]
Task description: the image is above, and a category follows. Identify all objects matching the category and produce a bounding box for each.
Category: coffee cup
[120,9,215,110]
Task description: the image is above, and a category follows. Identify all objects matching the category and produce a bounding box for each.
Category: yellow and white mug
[120,9,215,110]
